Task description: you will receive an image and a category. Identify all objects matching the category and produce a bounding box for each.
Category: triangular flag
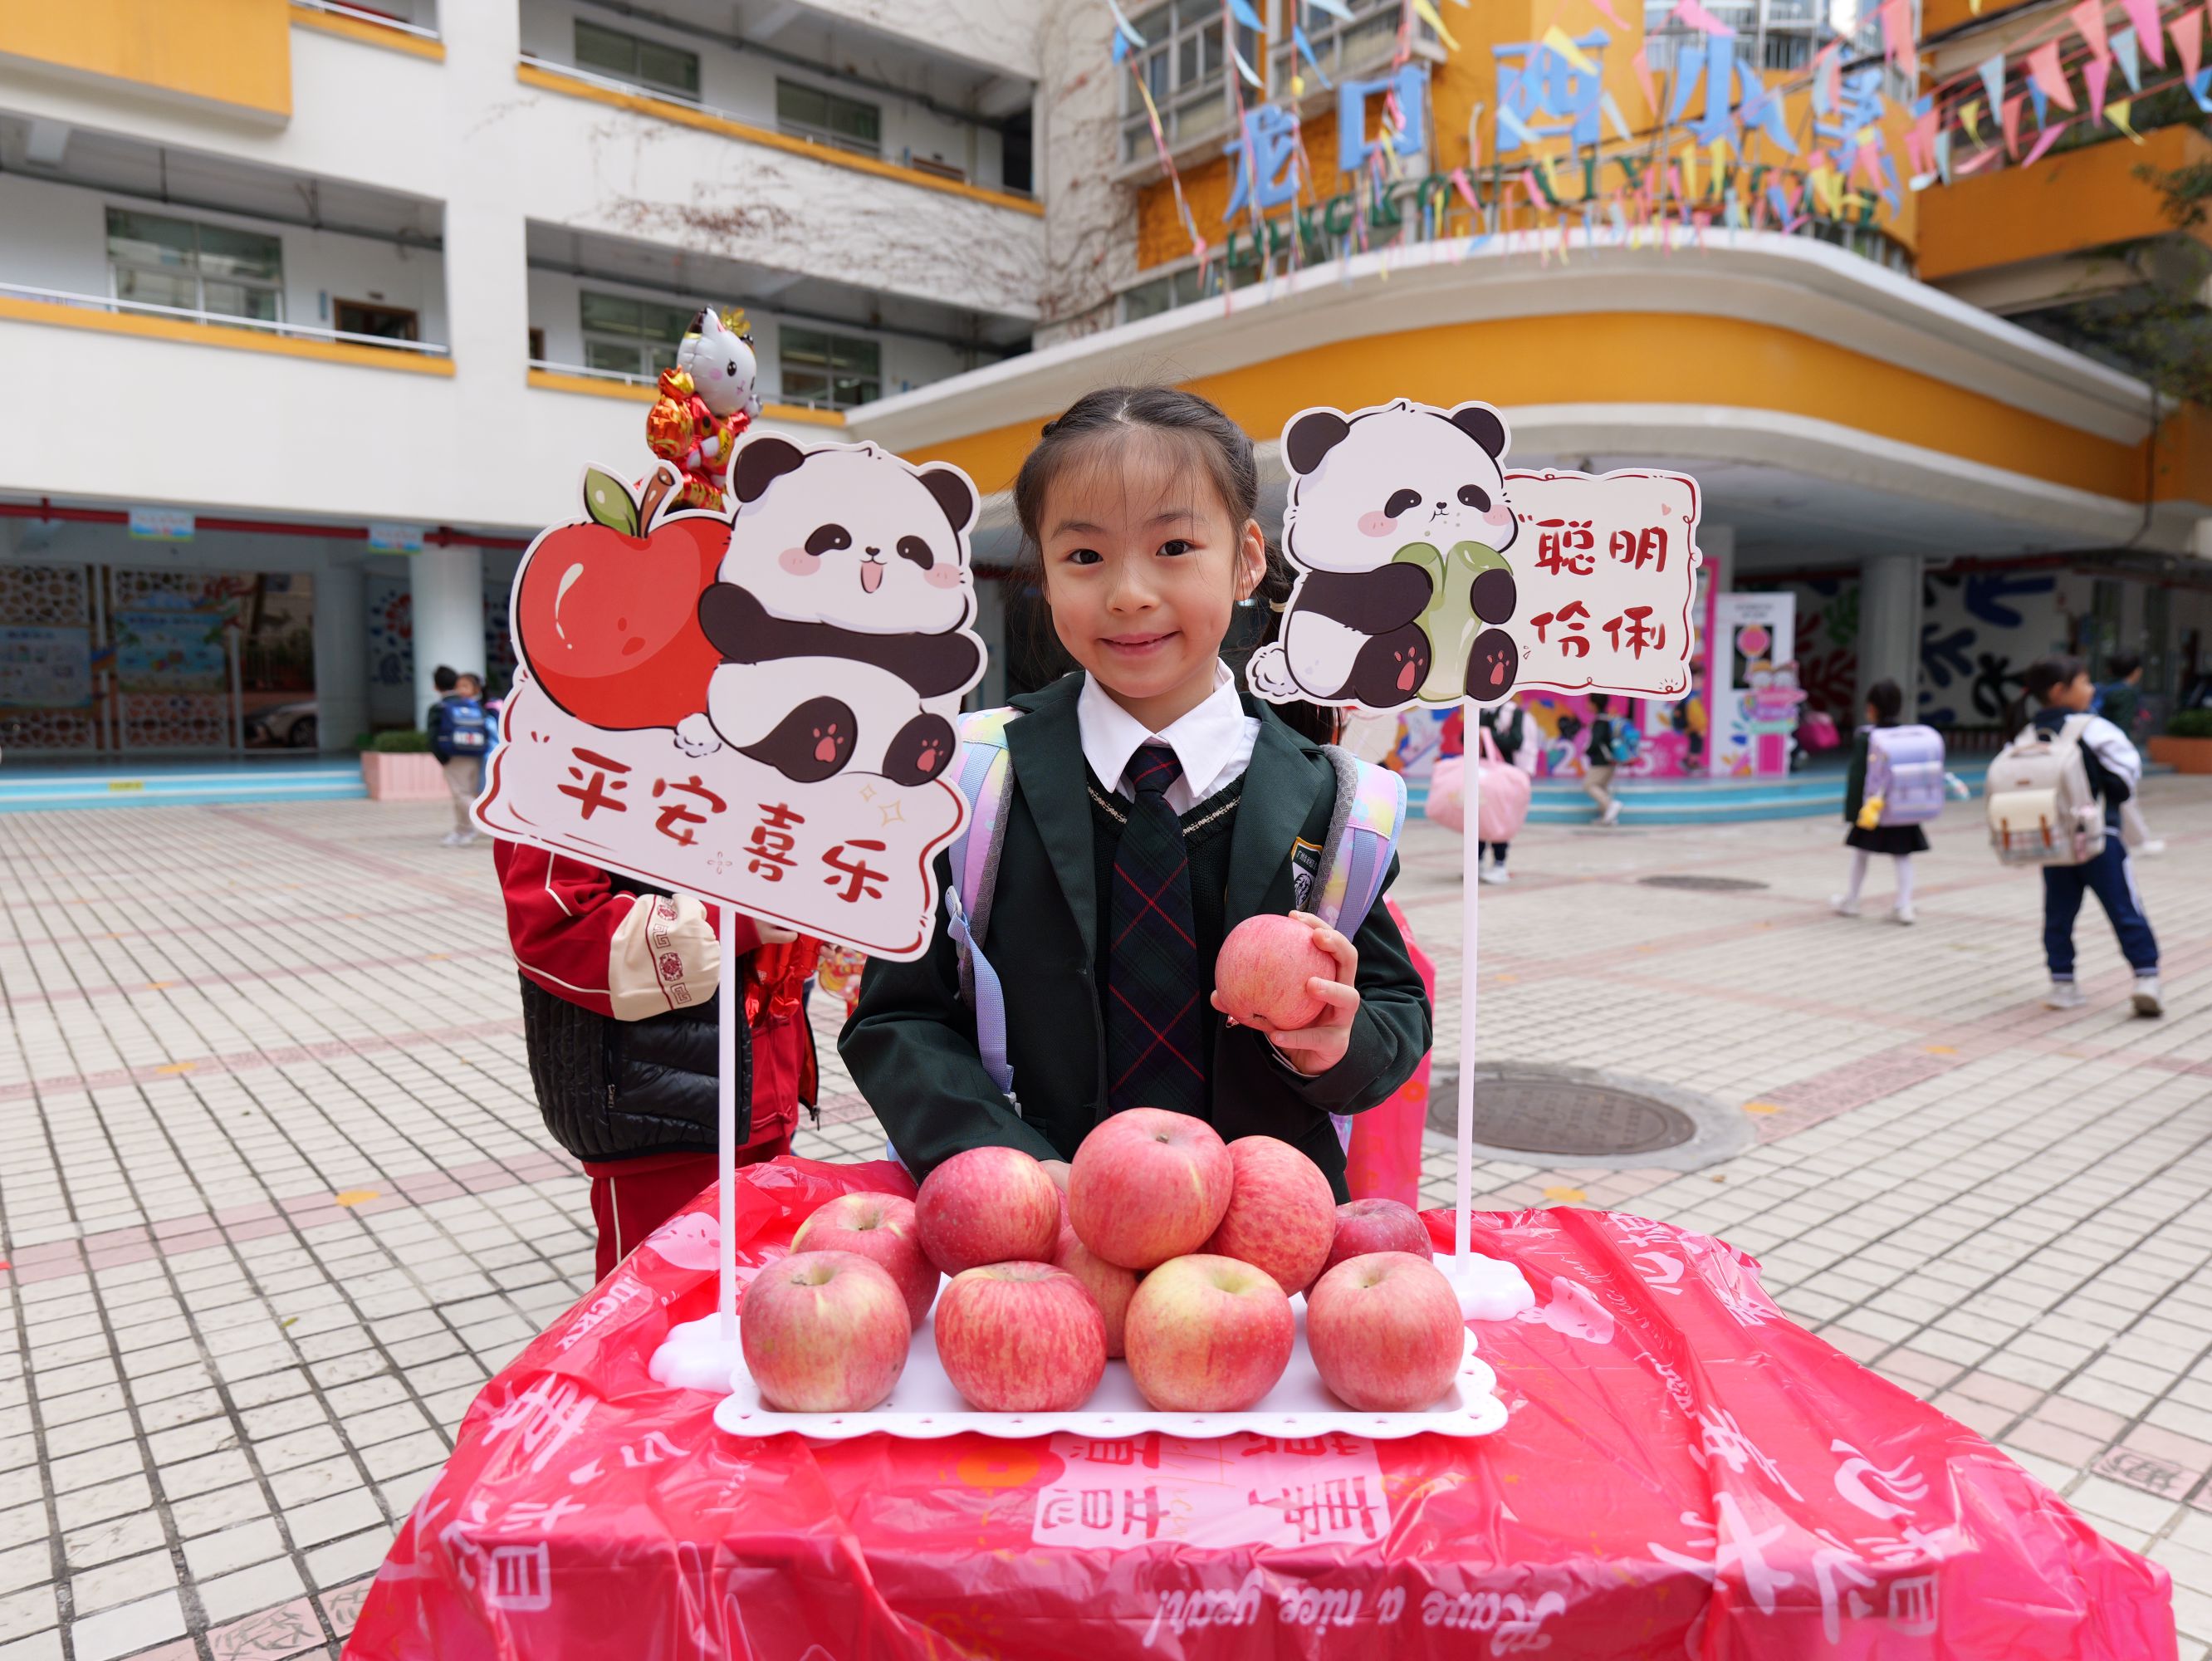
[1112,26,1128,61]
[1935,128,1953,184]
[1231,42,1262,86]
[1412,0,1461,50]
[2068,0,2110,61]
[2029,75,2050,125]
[2118,0,2166,63]
[2028,41,2077,109]
[1585,0,1629,27]
[1227,0,1265,31]
[1881,0,1917,71]
[1541,23,1602,74]
[2107,96,2146,139]
[1812,42,1842,114]
[2002,91,2025,154]
[2023,119,2072,164]
[2112,26,2141,89]
[2176,8,2205,81]
[1962,96,1984,145]
[2190,66,2212,110]
[2085,53,2111,114]
[1978,54,2006,113]
[1603,89,1633,141]
[1906,108,1937,171]
[1291,25,1334,88]
[1632,42,1658,110]
[1107,0,1148,48]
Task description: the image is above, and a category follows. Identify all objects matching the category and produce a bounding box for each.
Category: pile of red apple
[740,1108,1466,1418]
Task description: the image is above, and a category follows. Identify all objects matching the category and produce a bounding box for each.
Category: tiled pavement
[1,775,2208,1659]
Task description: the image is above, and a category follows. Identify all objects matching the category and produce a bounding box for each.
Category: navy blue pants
[2043,832,2159,979]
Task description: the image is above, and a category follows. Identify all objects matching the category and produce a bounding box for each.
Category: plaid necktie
[1105,743,1206,1117]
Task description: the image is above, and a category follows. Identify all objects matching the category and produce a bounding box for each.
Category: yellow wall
[1918,125,2212,280]
[895,311,2151,501]
[1921,0,2041,38]
[0,0,291,118]
[1135,7,1922,271]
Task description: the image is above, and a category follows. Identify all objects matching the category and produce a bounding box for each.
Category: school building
[0,0,2209,772]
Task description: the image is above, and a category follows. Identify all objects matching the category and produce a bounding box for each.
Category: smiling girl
[840,387,1432,1199]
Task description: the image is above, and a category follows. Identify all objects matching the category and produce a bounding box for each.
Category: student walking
[2014,655,2162,1016]
[1478,696,1536,883]
[841,387,1431,1200]
[1833,679,1937,924]
[428,667,492,846]
[1583,694,1621,825]
[2095,652,2165,855]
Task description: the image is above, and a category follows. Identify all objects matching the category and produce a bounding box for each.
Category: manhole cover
[1637,875,1770,892]
[1427,1063,1736,1167]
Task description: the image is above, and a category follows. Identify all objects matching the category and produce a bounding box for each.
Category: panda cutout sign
[1248,398,1702,713]
[477,434,987,963]
[1247,397,1703,1316]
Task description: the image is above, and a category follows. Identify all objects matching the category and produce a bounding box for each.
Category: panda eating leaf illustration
[675,436,986,786]
[1246,398,1522,713]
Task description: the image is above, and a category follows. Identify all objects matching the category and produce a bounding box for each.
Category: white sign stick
[717,904,738,1346]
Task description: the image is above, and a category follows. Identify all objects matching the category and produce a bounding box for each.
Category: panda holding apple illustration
[1246,398,1522,712]
[674,435,985,786]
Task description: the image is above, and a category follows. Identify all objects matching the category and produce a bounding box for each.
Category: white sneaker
[439,830,464,846]
[2139,840,2166,856]
[1830,894,1861,917]
[1600,801,1622,826]
[457,830,480,847]
[2132,977,2164,1017]
[1892,904,1915,925]
[1479,865,1510,884]
[2043,980,2087,1010]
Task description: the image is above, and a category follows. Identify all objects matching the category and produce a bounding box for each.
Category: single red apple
[933,1261,1107,1412]
[739,1250,908,1413]
[1052,1227,1140,1359]
[1202,1136,1337,1296]
[914,1145,1061,1276]
[514,516,726,730]
[1123,1253,1294,1412]
[1069,1109,1232,1271]
[1306,1251,1465,1411]
[1323,1198,1434,1276]
[791,1192,939,1331]
[1215,914,1335,1032]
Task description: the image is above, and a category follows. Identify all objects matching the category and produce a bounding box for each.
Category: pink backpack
[1866,725,1946,826]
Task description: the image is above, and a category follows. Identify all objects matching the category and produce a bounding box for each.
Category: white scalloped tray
[712,1304,1507,1442]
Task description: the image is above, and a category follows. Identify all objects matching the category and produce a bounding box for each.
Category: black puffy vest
[517,875,751,1164]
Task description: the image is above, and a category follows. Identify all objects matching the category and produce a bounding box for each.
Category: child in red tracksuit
[496,841,818,1278]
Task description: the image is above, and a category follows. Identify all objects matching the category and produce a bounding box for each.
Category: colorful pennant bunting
[2118,0,2167,64]
[2068,0,2110,61]
[1978,53,2006,113]
[2084,52,2111,112]
[2027,40,2078,109]
[2177,8,2205,81]
[2023,119,2072,163]
[2112,26,2142,89]
[2002,91,2025,154]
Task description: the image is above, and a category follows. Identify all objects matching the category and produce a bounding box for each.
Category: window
[528,326,546,361]
[335,300,418,343]
[1121,0,1257,163]
[579,291,695,378]
[106,208,282,323]
[1270,0,1413,92]
[575,19,700,98]
[777,80,882,156]
[780,326,881,409]
[1118,263,1212,323]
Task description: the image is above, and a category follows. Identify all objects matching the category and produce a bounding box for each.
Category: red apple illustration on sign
[516,466,727,730]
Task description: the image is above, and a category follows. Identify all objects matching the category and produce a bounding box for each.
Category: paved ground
[0,775,2207,1660]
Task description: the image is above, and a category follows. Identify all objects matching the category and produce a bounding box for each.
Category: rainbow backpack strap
[943,706,1023,1103]
[1311,747,1407,1159]
[1310,747,1407,941]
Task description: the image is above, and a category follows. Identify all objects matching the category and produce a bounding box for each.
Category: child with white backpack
[1833,679,1943,924]
[1987,654,2161,1017]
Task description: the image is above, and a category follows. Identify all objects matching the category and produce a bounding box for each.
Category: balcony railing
[528,357,845,414]
[291,0,442,43]
[0,282,453,355]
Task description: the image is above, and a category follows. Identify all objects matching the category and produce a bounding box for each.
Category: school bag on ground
[1863,724,1946,826]
[1985,715,2105,867]
[940,705,1405,1128]
[432,696,489,762]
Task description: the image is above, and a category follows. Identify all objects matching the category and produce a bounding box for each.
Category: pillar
[314,549,369,752]
[971,578,1007,709]
[410,544,484,732]
[1698,523,1735,777]
[1858,552,1925,715]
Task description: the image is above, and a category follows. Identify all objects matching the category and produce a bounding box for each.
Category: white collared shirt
[1078,662,1260,815]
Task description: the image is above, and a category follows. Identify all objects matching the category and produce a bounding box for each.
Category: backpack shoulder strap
[1309,747,1407,941]
[944,707,1021,1101]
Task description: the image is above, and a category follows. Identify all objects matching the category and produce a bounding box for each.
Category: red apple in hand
[1203,1136,1337,1296]
[1323,1198,1434,1276]
[915,1146,1061,1276]
[740,1250,908,1412]
[1052,1227,1139,1358]
[791,1193,938,1330]
[1215,914,1335,1031]
[934,1262,1106,1411]
[1123,1253,1294,1411]
[1306,1252,1465,1411]
[514,478,726,730]
[1069,1109,1232,1271]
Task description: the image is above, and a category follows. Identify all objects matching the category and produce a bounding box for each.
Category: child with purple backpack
[1833,679,1945,925]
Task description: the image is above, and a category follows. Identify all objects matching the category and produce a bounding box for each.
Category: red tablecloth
[347,1158,2173,1660]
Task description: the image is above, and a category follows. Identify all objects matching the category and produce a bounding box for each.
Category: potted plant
[2147,709,2212,775]
[360,729,450,800]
